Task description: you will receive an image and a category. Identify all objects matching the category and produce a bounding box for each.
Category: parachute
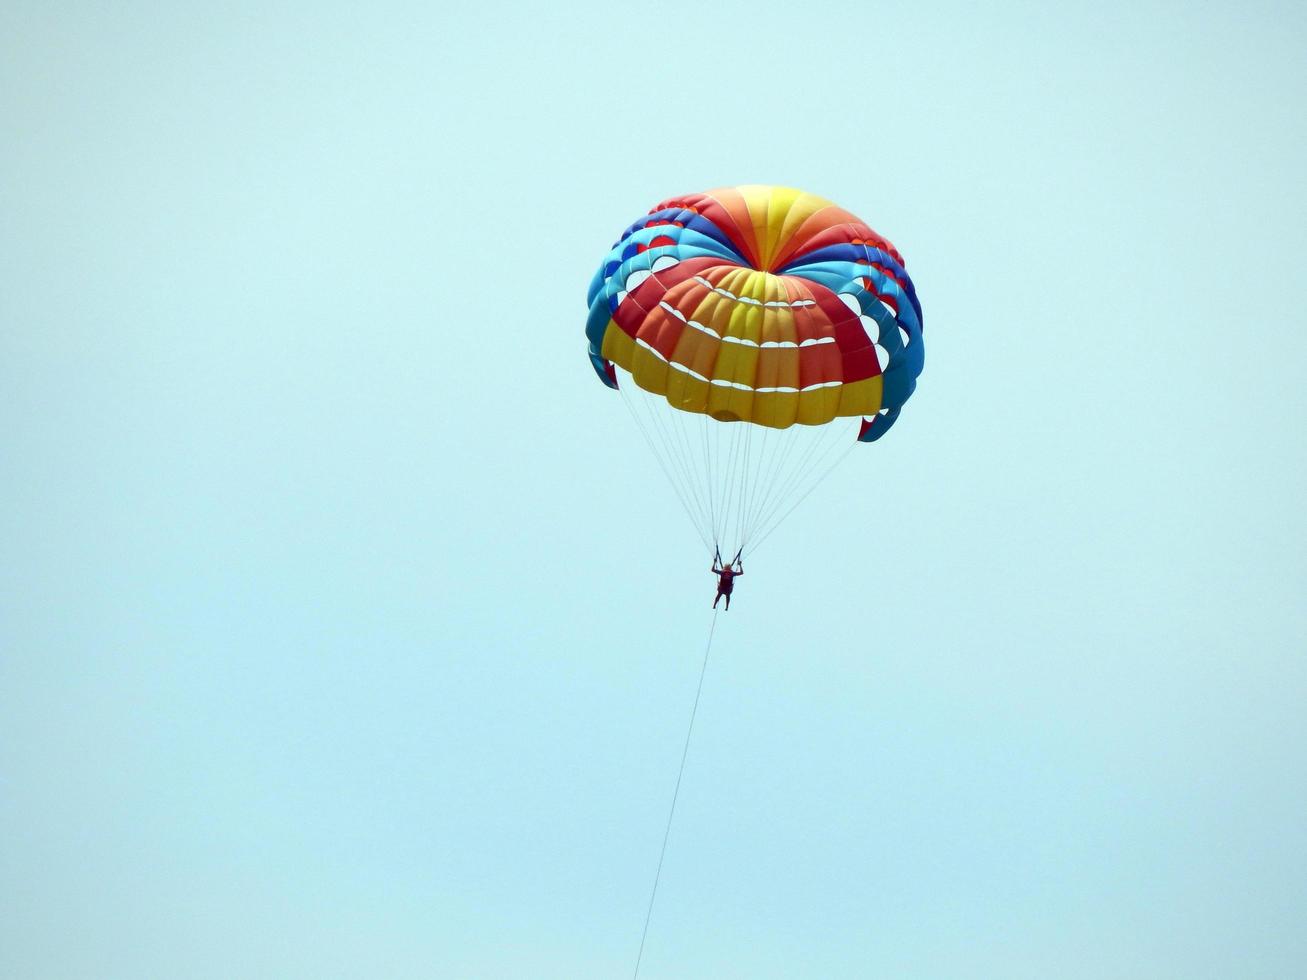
[585,185,924,557]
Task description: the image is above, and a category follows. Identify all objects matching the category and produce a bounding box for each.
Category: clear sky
[3,2,1305,978]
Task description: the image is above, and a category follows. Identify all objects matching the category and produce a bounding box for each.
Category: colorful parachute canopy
[585,186,924,557]
[586,185,923,444]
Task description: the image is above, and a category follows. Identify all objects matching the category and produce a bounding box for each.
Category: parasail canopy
[585,185,924,557]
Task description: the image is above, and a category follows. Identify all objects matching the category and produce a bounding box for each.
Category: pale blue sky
[3,2,1305,978]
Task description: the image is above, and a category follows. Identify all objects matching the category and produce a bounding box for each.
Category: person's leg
[724,593,731,610]
[713,591,721,608]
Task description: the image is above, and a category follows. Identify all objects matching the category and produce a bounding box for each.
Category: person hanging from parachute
[711,548,743,610]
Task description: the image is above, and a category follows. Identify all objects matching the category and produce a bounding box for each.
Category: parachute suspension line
[759,424,805,529]
[715,419,739,552]
[637,387,712,549]
[722,432,730,548]
[760,421,853,538]
[619,382,713,555]
[692,416,715,547]
[713,417,728,548]
[619,378,721,556]
[750,422,837,540]
[734,417,854,557]
[742,423,836,553]
[632,610,720,980]
[758,426,803,529]
[668,402,714,548]
[749,442,856,556]
[711,415,721,548]
[617,370,858,561]
[653,397,695,523]
[739,422,802,549]
[664,399,707,547]
[722,417,758,557]
[728,420,755,549]
[619,384,691,533]
[763,423,841,533]
[734,422,763,549]
[723,422,741,545]
[748,432,858,556]
[753,424,786,538]
[735,420,774,553]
